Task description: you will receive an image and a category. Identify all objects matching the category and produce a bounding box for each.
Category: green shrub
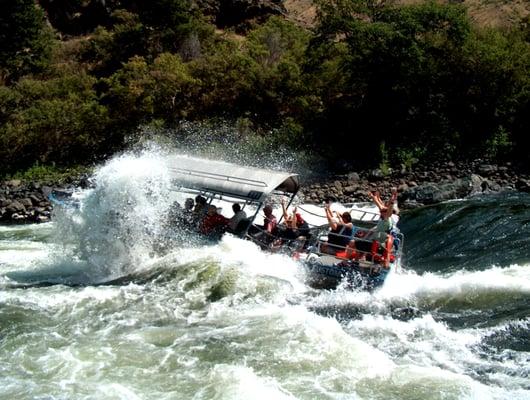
[8,164,92,183]
[82,10,146,76]
[149,53,199,120]
[0,72,111,172]
[103,56,154,125]
[397,146,425,173]
[378,141,391,176]
[484,126,513,160]
[189,40,255,115]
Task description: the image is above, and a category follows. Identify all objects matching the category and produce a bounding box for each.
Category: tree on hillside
[135,0,211,57]
[82,10,147,76]
[0,72,110,171]
[0,0,55,83]
[307,0,477,165]
[83,1,213,76]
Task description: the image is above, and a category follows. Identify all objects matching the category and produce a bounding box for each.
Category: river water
[1,152,529,400]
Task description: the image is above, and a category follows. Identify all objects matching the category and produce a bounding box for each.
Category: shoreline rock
[299,160,529,208]
[0,180,52,224]
[1,161,528,224]
[0,176,90,225]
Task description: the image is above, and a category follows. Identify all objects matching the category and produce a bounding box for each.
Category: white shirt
[229,210,247,231]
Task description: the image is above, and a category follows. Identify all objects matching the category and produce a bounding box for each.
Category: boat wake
[1,149,530,399]
[1,150,528,326]
[1,151,528,308]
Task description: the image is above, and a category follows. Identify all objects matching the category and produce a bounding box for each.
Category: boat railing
[169,167,269,188]
[296,204,380,225]
[243,224,284,250]
[342,202,380,223]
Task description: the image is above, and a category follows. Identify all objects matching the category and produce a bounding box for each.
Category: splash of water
[22,146,309,285]
[22,148,177,283]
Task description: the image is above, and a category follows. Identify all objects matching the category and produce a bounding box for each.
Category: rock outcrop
[0,180,53,223]
[0,175,91,224]
[298,161,528,208]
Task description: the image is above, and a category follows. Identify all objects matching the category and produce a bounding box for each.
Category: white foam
[0,241,52,268]
[40,150,178,281]
[0,222,53,233]
[159,234,308,296]
[95,384,142,400]
[375,263,530,303]
[0,284,122,308]
[199,364,296,400]
[3,149,530,400]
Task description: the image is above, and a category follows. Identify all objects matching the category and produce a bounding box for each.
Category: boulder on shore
[399,174,484,206]
[0,161,528,224]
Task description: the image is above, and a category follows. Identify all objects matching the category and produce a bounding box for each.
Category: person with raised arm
[367,188,399,267]
[280,198,294,229]
[321,202,354,254]
[368,188,398,236]
[279,199,310,240]
[263,204,277,234]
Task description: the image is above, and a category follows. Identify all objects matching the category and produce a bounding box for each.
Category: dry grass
[283,0,530,29]
[463,0,529,29]
[284,0,317,28]
[51,35,92,74]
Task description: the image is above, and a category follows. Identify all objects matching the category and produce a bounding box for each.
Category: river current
[1,152,529,400]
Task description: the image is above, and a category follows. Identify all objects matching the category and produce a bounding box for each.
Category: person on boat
[194,195,207,216]
[176,197,196,228]
[321,203,354,254]
[184,198,194,212]
[365,188,399,266]
[167,200,182,221]
[247,204,278,247]
[368,188,398,239]
[200,205,228,236]
[228,203,247,233]
[278,198,294,235]
[293,211,310,238]
[279,199,310,240]
[263,204,278,234]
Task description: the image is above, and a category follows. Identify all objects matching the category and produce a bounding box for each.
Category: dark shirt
[297,220,310,237]
[282,220,310,240]
[328,224,353,248]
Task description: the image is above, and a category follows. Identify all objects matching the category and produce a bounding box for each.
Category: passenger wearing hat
[200,205,228,236]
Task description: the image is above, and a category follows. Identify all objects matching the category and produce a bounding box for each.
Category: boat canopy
[167,155,299,202]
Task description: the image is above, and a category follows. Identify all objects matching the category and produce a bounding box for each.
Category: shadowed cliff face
[213,0,285,28]
[39,0,112,34]
[39,0,285,35]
